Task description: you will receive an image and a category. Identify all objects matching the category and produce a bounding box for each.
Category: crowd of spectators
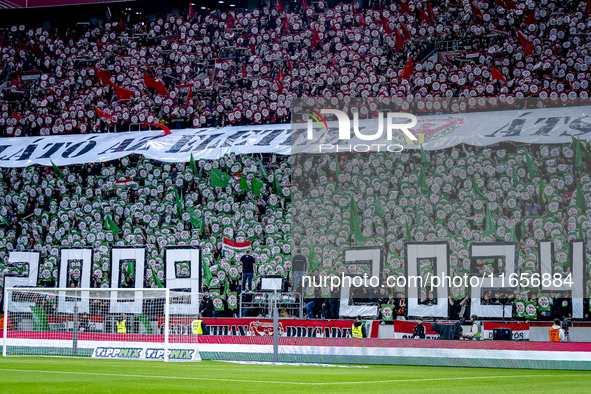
[2,0,591,136]
[292,140,591,321]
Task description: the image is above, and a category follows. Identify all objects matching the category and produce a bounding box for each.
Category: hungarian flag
[400,58,413,80]
[11,111,23,120]
[115,178,137,187]
[114,86,135,100]
[94,106,114,121]
[517,31,534,55]
[222,237,251,253]
[491,66,507,84]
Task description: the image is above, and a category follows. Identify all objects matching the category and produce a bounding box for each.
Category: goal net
[2,287,201,362]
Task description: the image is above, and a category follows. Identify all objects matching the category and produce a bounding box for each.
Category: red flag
[114,86,135,100]
[491,67,507,84]
[94,106,114,121]
[11,111,23,120]
[250,41,256,55]
[400,2,412,14]
[400,23,411,42]
[311,27,321,48]
[276,0,285,14]
[186,87,193,106]
[242,62,247,78]
[150,123,172,136]
[298,0,308,12]
[394,28,404,51]
[119,17,125,33]
[505,0,518,10]
[525,11,536,26]
[332,56,337,67]
[278,68,285,82]
[156,80,169,97]
[99,70,115,88]
[470,2,483,20]
[427,1,435,20]
[275,79,283,94]
[400,58,413,80]
[419,9,432,24]
[188,3,194,19]
[381,19,392,35]
[517,31,534,55]
[286,56,292,70]
[282,16,289,31]
[358,12,368,27]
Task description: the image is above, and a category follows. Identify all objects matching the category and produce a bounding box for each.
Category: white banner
[0,106,590,167]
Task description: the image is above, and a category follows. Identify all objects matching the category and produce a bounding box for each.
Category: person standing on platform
[240,249,256,292]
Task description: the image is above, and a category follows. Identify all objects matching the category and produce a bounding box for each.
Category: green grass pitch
[0,357,589,393]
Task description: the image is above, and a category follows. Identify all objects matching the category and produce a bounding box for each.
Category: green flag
[308,247,319,271]
[573,136,584,170]
[211,169,231,188]
[375,197,385,218]
[349,198,362,245]
[258,159,268,179]
[273,173,282,195]
[106,216,121,235]
[190,153,198,175]
[473,176,484,198]
[420,145,430,169]
[151,267,163,288]
[30,306,50,331]
[223,278,229,295]
[520,219,526,239]
[508,224,516,243]
[525,153,539,179]
[404,220,412,242]
[239,174,250,191]
[174,187,183,215]
[51,161,64,178]
[202,259,213,286]
[187,208,201,229]
[484,204,495,236]
[139,314,154,334]
[1,215,11,227]
[252,178,264,196]
[418,166,427,194]
[335,156,342,178]
[539,178,546,204]
[576,182,586,212]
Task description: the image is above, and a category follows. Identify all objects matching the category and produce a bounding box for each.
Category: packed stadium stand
[1,0,591,324]
[1,0,591,136]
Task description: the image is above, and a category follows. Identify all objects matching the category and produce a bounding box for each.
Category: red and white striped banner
[222,238,251,253]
